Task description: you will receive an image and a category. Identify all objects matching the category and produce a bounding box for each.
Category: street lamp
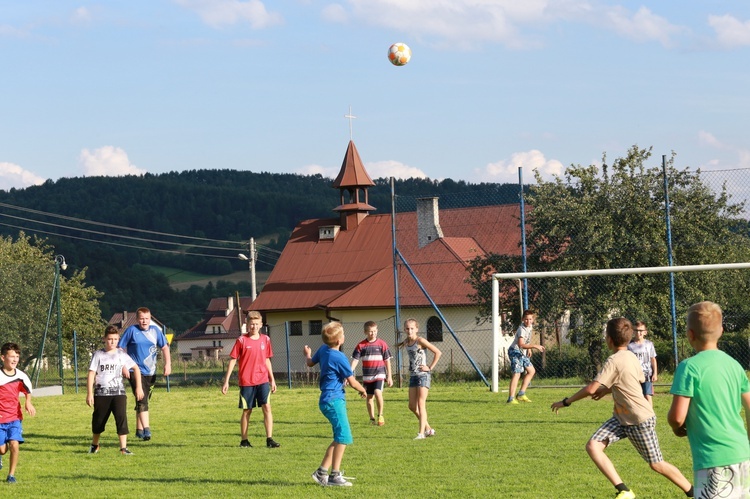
[238,237,257,301]
[54,255,67,393]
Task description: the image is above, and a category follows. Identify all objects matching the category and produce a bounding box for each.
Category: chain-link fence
[29,165,750,391]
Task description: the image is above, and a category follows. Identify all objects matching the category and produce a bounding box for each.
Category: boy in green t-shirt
[668,301,750,498]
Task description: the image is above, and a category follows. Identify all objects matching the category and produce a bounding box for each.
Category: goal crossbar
[490,262,750,392]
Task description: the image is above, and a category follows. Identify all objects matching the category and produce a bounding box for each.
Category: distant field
[146,265,271,291]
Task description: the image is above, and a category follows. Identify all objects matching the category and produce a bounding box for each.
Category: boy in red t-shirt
[221,311,279,448]
[0,342,36,484]
[350,321,393,426]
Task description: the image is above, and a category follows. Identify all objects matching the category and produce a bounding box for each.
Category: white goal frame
[491,262,750,392]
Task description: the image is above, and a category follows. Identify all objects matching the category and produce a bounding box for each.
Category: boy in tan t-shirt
[551,318,693,499]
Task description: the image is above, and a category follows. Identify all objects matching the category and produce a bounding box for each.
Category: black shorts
[364,380,385,395]
[92,395,129,435]
[129,373,156,413]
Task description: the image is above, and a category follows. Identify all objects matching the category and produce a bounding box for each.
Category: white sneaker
[311,469,328,486]
[425,428,436,437]
[328,472,352,487]
[414,433,426,440]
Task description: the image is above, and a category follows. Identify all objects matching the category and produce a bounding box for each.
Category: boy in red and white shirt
[0,342,35,484]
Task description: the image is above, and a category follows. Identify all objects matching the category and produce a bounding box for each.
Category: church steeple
[332,140,375,230]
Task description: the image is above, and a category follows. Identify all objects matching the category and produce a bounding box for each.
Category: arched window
[426,316,443,342]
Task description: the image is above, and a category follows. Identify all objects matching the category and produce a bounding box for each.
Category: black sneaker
[266,437,280,448]
[120,448,134,455]
[142,428,151,441]
[240,439,252,448]
[89,444,100,454]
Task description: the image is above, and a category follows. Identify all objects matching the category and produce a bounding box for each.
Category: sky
[1,1,750,193]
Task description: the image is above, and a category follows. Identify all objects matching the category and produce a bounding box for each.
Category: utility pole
[250,237,257,301]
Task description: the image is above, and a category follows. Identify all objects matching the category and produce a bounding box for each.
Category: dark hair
[522,309,535,318]
[1,342,21,356]
[364,321,377,331]
[606,317,633,347]
[104,325,120,336]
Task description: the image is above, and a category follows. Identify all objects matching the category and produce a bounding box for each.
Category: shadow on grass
[37,473,300,487]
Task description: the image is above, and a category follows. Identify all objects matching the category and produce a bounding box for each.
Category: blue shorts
[641,380,654,396]
[509,350,532,374]
[320,398,352,445]
[0,420,24,446]
[409,373,431,389]
[239,383,270,409]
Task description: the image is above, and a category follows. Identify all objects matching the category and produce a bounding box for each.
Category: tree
[0,233,105,369]
[468,146,750,374]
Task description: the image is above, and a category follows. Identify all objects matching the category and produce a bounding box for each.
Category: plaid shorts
[590,416,663,464]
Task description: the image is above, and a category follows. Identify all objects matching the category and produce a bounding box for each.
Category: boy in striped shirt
[351,321,393,426]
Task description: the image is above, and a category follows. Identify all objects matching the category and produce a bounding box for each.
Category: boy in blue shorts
[507,309,545,404]
[668,301,750,498]
[304,321,366,487]
[0,342,36,484]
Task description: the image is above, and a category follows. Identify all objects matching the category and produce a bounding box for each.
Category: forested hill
[0,170,520,330]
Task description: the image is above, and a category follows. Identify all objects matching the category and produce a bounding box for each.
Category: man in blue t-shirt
[118,307,171,441]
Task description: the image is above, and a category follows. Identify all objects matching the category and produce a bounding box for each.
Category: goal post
[491,262,750,392]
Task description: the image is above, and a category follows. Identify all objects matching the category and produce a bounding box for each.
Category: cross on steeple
[344,106,356,140]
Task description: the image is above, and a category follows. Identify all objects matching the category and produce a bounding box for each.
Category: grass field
[12,384,696,498]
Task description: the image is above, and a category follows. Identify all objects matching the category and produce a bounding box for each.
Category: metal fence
[22,165,750,390]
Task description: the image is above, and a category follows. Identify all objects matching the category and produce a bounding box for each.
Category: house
[173,296,254,361]
[249,140,522,373]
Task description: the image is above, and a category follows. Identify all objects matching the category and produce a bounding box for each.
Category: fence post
[285,322,292,389]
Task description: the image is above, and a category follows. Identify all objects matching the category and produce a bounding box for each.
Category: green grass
[14,384,695,498]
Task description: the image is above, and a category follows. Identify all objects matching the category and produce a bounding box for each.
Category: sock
[686,486,694,497]
[507,396,514,402]
[318,466,327,474]
[615,483,630,493]
[518,390,526,396]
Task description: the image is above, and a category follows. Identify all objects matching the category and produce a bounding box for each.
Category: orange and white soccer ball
[388,43,411,66]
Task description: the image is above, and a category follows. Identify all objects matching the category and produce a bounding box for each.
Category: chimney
[417,197,443,248]
[226,295,234,316]
[121,311,128,329]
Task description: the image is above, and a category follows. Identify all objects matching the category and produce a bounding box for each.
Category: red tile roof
[250,203,521,313]
[175,296,254,341]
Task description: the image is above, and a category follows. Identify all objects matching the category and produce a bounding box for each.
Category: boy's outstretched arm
[551,381,601,414]
[345,375,367,399]
[667,395,690,437]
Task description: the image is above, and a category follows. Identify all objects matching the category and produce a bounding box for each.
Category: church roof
[332,140,375,188]
[250,204,521,313]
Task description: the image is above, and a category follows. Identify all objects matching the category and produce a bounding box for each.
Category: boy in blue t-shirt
[304,322,366,487]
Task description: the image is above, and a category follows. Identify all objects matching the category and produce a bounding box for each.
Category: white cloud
[600,6,683,47]
[477,149,564,184]
[71,7,93,25]
[365,160,428,180]
[79,146,147,177]
[328,1,686,49]
[0,162,46,191]
[174,0,283,29]
[296,159,427,180]
[697,131,750,169]
[708,14,750,49]
[296,163,338,178]
[321,4,348,24]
